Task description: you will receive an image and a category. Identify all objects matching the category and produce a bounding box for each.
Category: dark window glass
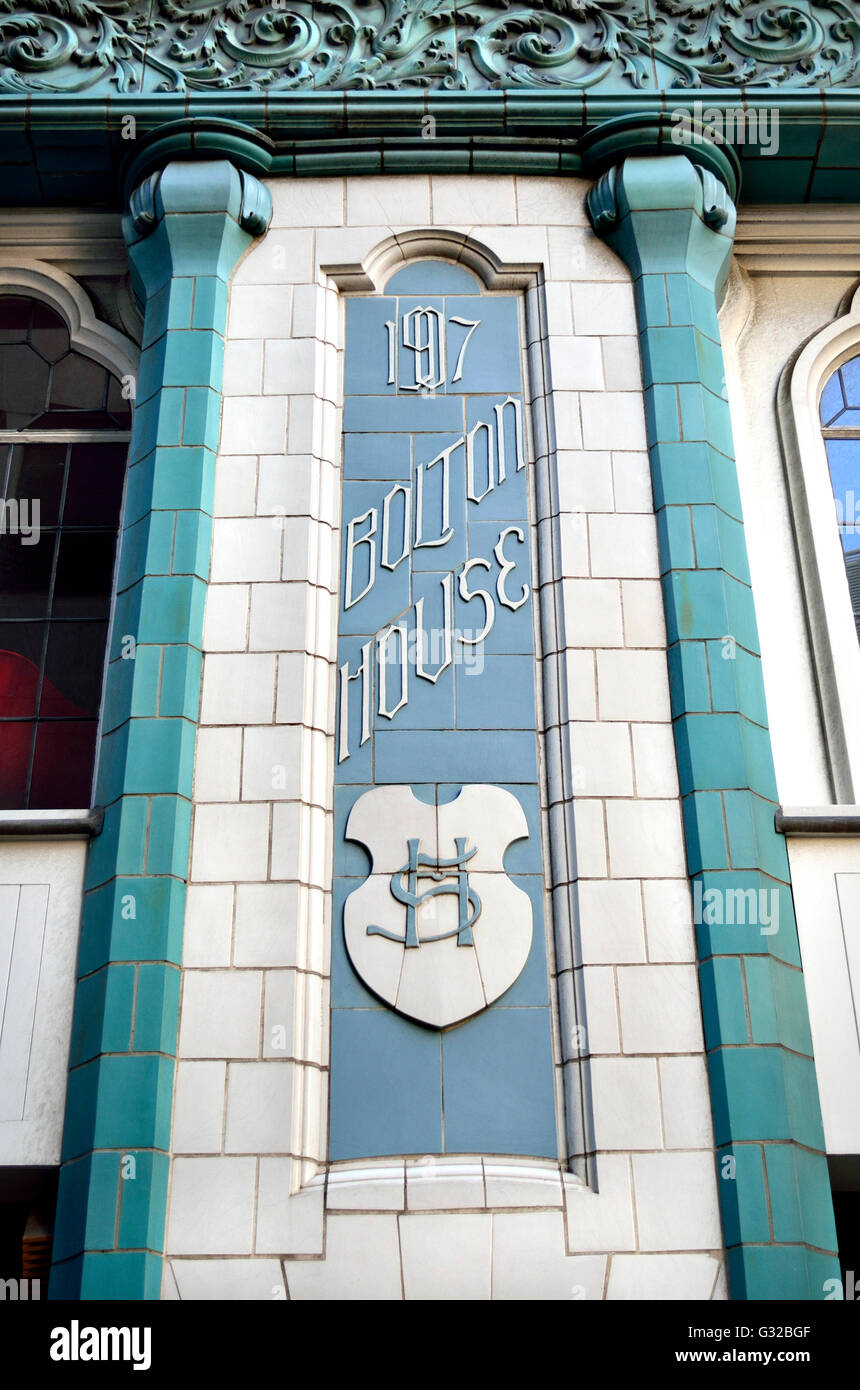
[30,301,69,364]
[0,534,54,619]
[0,297,33,345]
[29,721,98,810]
[64,442,126,525]
[0,344,51,429]
[6,442,66,527]
[0,297,130,808]
[0,621,44,718]
[52,533,115,620]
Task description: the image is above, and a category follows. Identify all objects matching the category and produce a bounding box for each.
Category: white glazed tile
[563,649,597,721]
[589,513,660,579]
[167,1157,256,1255]
[347,175,431,225]
[229,284,293,338]
[621,579,667,647]
[220,396,287,456]
[241,725,303,801]
[248,583,309,653]
[642,880,696,963]
[316,225,391,267]
[612,450,653,512]
[492,1211,606,1300]
[556,450,614,513]
[542,281,574,337]
[581,392,648,452]
[263,337,318,396]
[234,883,300,968]
[632,1153,723,1252]
[618,965,704,1054]
[549,335,604,392]
[212,455,258,518]
[432,175,516,224]
[711,1262,730,1300]
[223,339,263,396]
[607,1253,722,1301]
[257,453,314,518]
[327,1165,406,1211]
[202,583,248,653]
[577,880,646,964]
[200,653,276,724]
[659,1057,715,1149]
[171,1259,286,1301]
[269,177,344,227]
[564,1154,636,1253]
[225,1061,294,1153]
[210,516,282,583]
[291,282,326,339]
[516,176,590,225]
[194,726,242,803]
[256,1164,325,1254]
[285,1214,402,1300]
[400,1214,491,1300]
[562,579,623,647]
[579,965,620,1055]
[182,885,234,967]
[570,799,607,878]
[262,970,298,1059]
[191,803,270,883]
[483,1165,563,1209]
[233,228,314,285]
[548,225,627,282]
[178,970,262,1059]
[570,722,634,797]
[269,801,303,882]
[573,282,638,337]
[552,393,583,451]
[632,723,680,798]
[596,650,672,723]
[602,336,642,391]
[406,1161,485,1211]
[606,800,687,878]
[589,1057,662,1150]
[171,1061,226,1154]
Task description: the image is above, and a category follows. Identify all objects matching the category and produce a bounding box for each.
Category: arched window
[820,357,860,643]
[0,294,130,809]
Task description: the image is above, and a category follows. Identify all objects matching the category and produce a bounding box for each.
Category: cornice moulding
[0,209,126,274]
[2,2,860,96]
[735,205,860,273]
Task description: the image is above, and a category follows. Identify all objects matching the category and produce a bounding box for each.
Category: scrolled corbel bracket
[120,117,275,244]
[581,113,739,299]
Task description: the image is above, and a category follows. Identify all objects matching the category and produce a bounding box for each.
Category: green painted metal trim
[586,153,841,1302]
[49,158,272,1303]
[0,90,859,206]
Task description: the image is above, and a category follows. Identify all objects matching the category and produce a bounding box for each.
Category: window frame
[0,261,138,815]
[779,286,860,803]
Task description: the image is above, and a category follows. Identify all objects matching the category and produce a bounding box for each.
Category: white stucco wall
[721,228,860,1157]
[0,839,86,1166]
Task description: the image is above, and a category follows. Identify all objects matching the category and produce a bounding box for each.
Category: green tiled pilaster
[50,159,272,1301]
[586,152,840,1301]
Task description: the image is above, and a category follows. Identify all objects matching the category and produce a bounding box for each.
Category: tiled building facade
[1,2,860,1302]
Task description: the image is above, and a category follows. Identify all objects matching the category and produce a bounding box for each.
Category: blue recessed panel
[331,263,557,1163]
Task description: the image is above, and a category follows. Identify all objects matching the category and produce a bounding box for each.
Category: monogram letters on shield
[343,784,533,1027]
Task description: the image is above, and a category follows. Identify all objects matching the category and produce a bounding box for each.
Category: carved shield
[343,784,533,1028]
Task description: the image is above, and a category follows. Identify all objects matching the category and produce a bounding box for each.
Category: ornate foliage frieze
[1,1,860,94]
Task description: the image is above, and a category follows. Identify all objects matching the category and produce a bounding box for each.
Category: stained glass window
[0,296,130,809]
[820,358,860,642]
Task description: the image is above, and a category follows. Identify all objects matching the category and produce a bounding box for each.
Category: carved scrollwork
[0,0,858,94]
